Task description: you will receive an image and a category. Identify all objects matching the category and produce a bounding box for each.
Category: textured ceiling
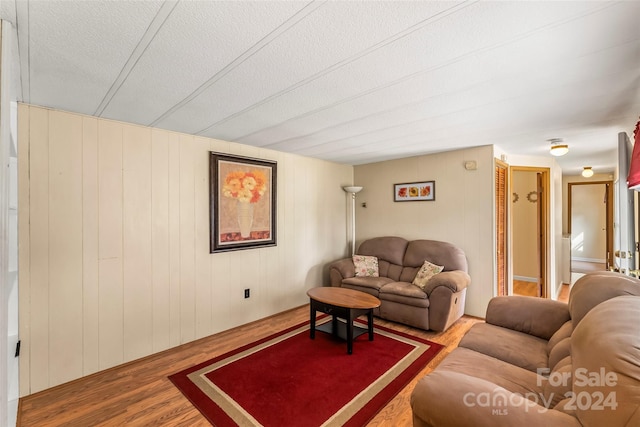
[2,0,639,174]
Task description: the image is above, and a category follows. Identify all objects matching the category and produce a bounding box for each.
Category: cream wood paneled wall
[18,104,352,395]
[354,146,495,318]
[0,19,8,426]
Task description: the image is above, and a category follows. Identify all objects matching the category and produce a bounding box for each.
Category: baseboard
[572,257,606,263]
[513,275,538,283]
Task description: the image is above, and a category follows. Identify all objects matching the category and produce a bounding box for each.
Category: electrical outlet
[244,288,250,298]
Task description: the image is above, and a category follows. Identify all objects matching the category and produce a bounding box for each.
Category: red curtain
[627,117,640,190]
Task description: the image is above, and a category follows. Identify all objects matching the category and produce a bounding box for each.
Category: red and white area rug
[169,318,443,426]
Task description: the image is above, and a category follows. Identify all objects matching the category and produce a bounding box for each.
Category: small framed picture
[394,181,435,202]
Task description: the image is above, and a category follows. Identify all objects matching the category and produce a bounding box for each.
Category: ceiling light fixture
[549,138,569,156]
[582,167,594,178]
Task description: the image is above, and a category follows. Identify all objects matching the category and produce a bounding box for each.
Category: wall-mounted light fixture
[549,138,569,156]
[582,167,594,178]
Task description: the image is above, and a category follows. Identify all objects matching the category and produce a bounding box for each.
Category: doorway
[511,167,549,298]
[568,182,613,277]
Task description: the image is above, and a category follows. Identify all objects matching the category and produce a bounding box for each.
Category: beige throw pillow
[353,255,379,277]
[412,260,444,290]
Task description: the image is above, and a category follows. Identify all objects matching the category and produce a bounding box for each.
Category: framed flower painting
[393,181,435,202]
[210,152,277,252]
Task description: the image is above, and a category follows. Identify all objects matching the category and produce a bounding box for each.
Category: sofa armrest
[411,371,581,427]
[329,258,355,286]
[486,296,570,340]
[423,270,470,296]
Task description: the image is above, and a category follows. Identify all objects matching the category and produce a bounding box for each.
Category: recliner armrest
[486,296,570,340]
[329,258,355,286]
[423,270,470,295]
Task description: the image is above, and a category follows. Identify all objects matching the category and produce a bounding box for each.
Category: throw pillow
[412,260,444,290]
[353,255,379,277]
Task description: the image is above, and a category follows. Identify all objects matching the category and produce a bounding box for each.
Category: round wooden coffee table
[307,287,381,354]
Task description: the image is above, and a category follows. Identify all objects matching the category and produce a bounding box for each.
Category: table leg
[347,309,354,355]
[367,309,374,341]
[309,300,316,339]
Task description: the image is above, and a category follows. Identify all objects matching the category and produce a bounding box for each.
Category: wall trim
[571,257,606,263]
[513,275,538,283]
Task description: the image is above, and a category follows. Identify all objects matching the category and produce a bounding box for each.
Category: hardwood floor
[17,306,483,427]
[513,280,539,297]
[557,283,570,303]
[512,280,570,303]
[571,260,606,274]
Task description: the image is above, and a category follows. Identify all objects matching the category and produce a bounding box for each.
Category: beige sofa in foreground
[411,271,640,426]
[329,236,470,332]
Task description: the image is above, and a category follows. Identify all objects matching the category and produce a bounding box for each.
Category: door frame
[495,159,509,296]
[567,181,614,270]
[510,166,550,298]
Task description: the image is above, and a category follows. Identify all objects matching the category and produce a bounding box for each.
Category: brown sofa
[411,271,640,426]
[329,236,470,332]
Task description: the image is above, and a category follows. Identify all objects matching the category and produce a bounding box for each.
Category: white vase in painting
[237,201,254,238]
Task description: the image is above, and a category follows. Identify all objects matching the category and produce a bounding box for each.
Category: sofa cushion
[357,236,408,266]
[380,293,429,309]
[342,276,393,292]
[384,262,403,281]
[553,355,571,372]
[404,239,468,271]
[547,321,572,352]
[353,255,379,277]
[547,337,571,371]
[400,266,420,283]
[379,282,429,307]
[412,260,444,289]
[459,323,549,372]
[542,362,573,409]
[436,347,544,398]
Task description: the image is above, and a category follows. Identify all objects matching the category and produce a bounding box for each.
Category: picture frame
[210,152,277,253]
[393,181,435,202]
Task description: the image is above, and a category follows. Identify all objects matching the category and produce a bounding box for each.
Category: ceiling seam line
[93,0,180,117]
[300,77,637,159]
[11,0,24,101]
[229,1,621,145]
[13,0,31,102]
[193,0,478,136]
[265,38,640,153]
[148,0,327,129]
[322,103,639,164]
[27,0,30,102]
